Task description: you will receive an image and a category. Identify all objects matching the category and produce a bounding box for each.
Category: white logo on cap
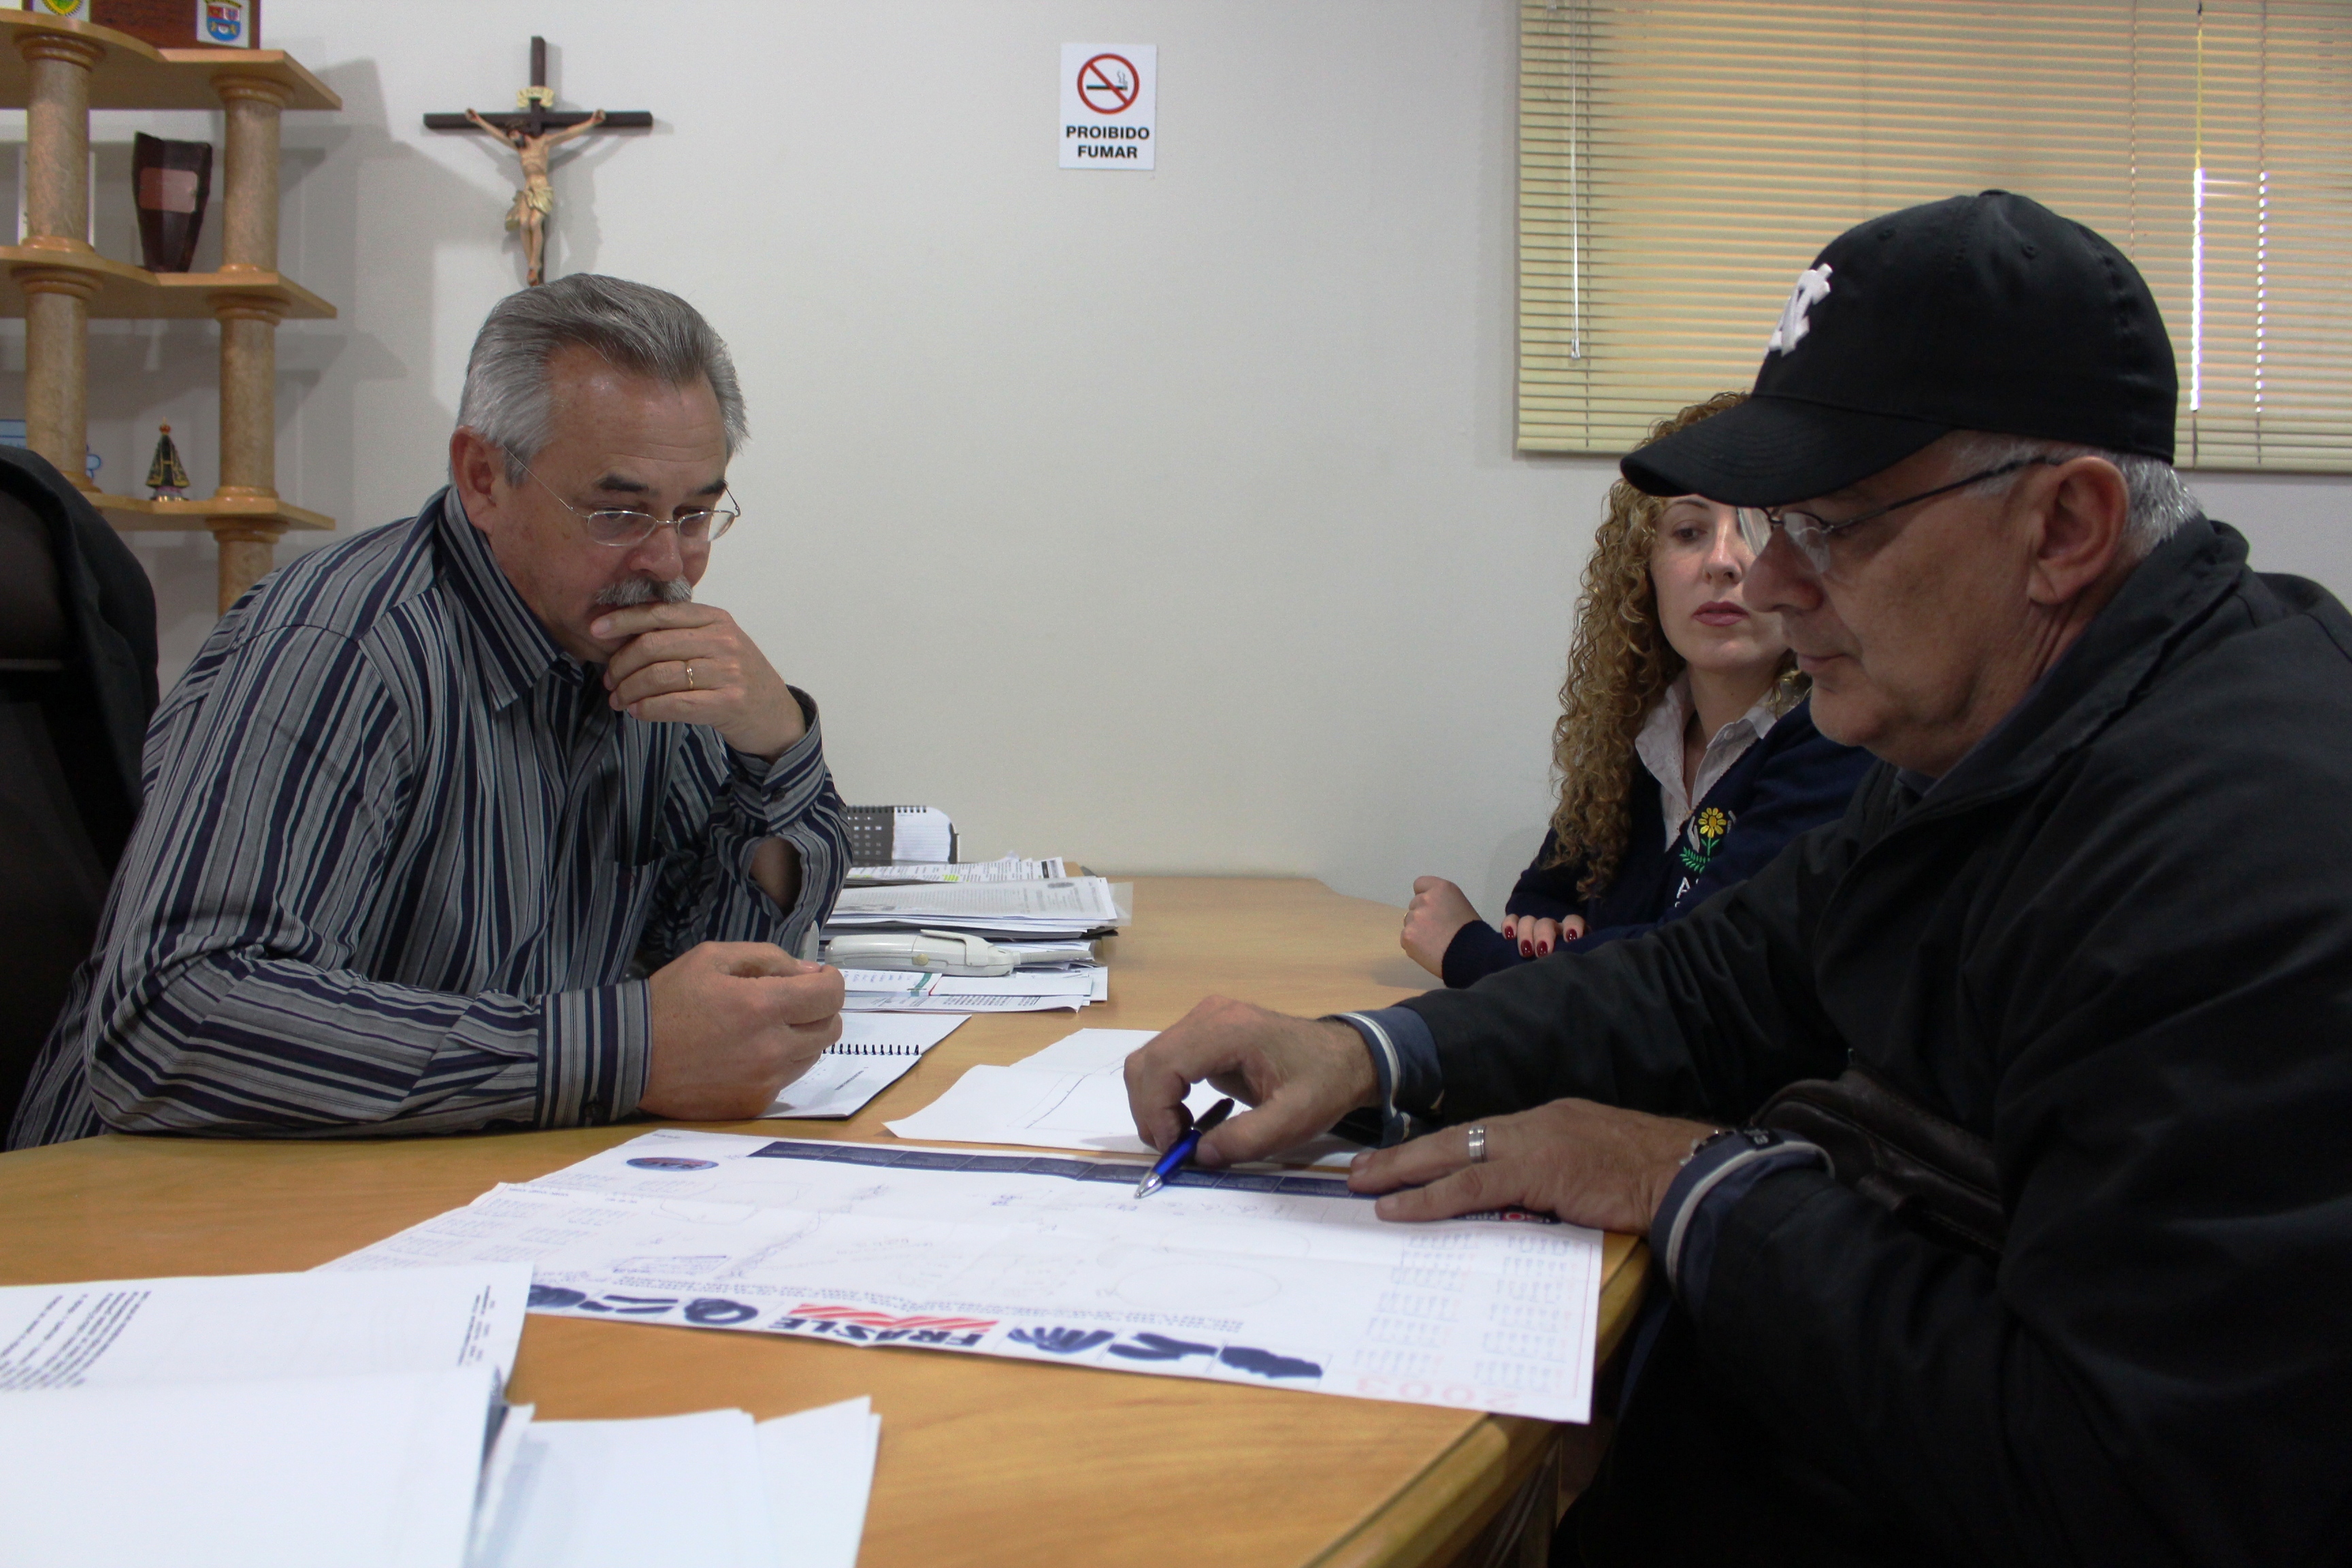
[1767,263,1834,355]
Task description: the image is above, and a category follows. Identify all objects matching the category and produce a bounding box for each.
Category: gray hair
[455,274,747,481]
[1946,431,2202,559]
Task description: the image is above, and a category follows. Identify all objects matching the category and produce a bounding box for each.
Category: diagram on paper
[327,1130,1605,1423]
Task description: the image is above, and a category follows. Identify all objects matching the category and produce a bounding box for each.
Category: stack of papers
[329,1128,1607,1424]
[845,854,1068,885]
[883,1028,1356,1164]
[0,1264,528,1568]
[840,966,1109,1015]
[826,875,1124,941]
[0,1264,884,1568]
[479,1396,879,1568]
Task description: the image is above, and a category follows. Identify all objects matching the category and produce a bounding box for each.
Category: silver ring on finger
[683,661,696,691]
[1465,1124,1488,1164]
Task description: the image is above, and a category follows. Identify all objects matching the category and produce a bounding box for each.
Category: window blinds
[1518,1,2352,472]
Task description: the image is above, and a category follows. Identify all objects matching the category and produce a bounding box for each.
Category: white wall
[12,0,2348,921]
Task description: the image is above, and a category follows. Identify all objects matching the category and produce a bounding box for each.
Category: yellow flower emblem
[1695,807,1731,842]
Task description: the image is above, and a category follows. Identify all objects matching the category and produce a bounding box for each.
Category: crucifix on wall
[425,37,653,286]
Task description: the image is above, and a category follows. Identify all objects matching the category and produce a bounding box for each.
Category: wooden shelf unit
[1,11,341,612]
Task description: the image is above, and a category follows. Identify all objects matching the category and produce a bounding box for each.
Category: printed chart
[329,1130,1605,1423]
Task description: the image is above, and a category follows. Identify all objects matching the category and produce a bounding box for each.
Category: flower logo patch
[1677,807,1735,877]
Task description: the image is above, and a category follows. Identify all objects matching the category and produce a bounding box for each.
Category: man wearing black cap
[1125,191,2352,1563]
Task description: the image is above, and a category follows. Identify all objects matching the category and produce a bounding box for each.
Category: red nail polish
[1538,943,1550,956]
[1520,942,1533,956]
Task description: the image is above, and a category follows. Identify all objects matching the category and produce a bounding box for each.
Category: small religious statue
[463,106,607,287]
[145,423,191,500]
[426,38,652,287]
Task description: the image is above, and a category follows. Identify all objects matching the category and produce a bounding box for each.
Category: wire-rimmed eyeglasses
[1733,456,2061,573]
[517,460,740,549]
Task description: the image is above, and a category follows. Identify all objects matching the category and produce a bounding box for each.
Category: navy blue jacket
[1442,698,1870,988]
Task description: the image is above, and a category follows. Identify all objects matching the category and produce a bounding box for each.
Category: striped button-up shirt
[10,489,849,1147]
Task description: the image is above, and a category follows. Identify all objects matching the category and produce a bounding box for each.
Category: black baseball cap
[1620,191,2177,505]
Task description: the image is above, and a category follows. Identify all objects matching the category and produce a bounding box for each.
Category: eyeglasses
[517,460,740,548]
[1734,457,2061,573]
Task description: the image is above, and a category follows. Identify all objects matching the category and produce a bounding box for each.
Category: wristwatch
[1680,1126,1774,1167]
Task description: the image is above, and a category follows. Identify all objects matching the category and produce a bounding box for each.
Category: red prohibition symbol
[1077,52,1140,114]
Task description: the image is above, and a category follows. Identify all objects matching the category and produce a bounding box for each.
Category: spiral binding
[824,1043,927,1056]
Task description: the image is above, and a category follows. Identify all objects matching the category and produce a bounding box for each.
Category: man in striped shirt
[10,276,851,1146]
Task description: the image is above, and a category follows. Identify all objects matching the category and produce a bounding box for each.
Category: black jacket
[1399,519,2352,1564]
[0,444,155,853]
[0,446,156,1128]
[1442,698,1870,986]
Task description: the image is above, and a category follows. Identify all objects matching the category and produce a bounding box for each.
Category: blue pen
[1134,1097,1235,1198]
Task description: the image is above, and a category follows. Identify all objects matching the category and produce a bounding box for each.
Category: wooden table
[0,877,1646,1568]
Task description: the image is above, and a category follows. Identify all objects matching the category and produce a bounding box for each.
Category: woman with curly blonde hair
[1402,393,1872,986]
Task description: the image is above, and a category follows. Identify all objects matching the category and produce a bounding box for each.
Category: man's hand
[1124,996,1378,1167]
[1401,877,1482,976]
[593,602,806,760]
[1348,1099,1718,1233]
[641,942,843,1120]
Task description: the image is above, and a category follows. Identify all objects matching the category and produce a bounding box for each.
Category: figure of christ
[466,108,608,286]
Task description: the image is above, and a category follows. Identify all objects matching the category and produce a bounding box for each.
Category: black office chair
[0,447,157,1130]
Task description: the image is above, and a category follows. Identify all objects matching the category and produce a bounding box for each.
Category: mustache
[593,576,693,608]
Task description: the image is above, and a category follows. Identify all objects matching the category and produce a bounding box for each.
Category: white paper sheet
[471,1402,538,1566]
[474,1407,776,1568]
[834,966,924,992]
[828,875,1121,936]
[885,1064,1215,1156]
[884,1028,1358,1167]
[761,1396,882,1568]
[471,1396,882,1568]
[0,1262,532,1390]
[761,1013,966,1119]
[934,972,1097,997]
[832,877,1117,921]
[844,968,1102,1014]
[0,1362,495,1568]
[845,855,1065,884]
[1013,1026,1161,1073]
[329,1130,1605,1423]
[845,991,1089,1015]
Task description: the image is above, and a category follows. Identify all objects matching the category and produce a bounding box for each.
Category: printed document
[0,1262,531,1390]
[828,875,1122,936]
[844,968,1104,1015]
[328,1130,1605,1423]
[0,1265,526,1568]
[846,854,1066,884]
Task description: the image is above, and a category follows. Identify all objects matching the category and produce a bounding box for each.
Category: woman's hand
[1499,912,1588,957]
[1401,877,1482,976]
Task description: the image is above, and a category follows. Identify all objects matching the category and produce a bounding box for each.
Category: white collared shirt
[1633,675,1795,847]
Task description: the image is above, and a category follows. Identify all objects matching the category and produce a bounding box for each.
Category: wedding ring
[683,661,696,690]
[1465,1124,1488,1164]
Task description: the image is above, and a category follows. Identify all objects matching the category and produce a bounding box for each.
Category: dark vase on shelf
[132,133,213,275]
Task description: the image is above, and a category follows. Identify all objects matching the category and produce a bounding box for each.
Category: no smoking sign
[1060,43,1156,169]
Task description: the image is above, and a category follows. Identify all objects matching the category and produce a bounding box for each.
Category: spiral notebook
[760,1013,967,1120]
